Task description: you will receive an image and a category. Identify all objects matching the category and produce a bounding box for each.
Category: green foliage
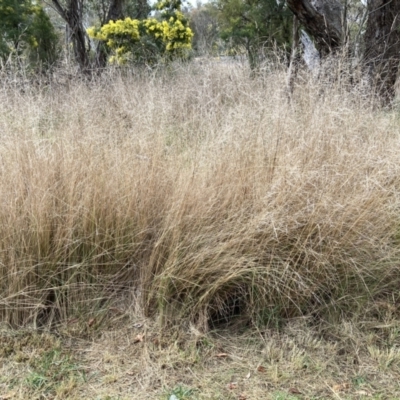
[0,0,33,57]
[87,0,193,65]
[0,0,60,69]
[28,5,60,69]
[212,0,292,68]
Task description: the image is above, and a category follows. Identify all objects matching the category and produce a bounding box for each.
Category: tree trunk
[67,0,90,70]
[52,0,90,71]
[96,0,125,68]
[286,0,343,56]
[106,0,124,21]
[286,15,300,98]
[364,0,400,103]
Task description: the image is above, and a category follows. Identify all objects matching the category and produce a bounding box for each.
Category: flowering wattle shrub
[87,0,193,65]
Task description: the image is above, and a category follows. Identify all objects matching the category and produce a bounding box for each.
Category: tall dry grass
[1,60,400,329]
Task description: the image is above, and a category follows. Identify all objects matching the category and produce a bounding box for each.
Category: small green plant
[353,375,367,386]
[26,371,48,389]
[165,384,197,399]
[26,348,85,396]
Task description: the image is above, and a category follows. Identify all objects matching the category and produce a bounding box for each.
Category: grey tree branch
[50,0,68,21]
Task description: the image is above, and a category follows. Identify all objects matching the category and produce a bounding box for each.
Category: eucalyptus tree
[286,0,400,103]
[50,0,91,70]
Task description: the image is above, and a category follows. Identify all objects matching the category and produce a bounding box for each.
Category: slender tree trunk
[364,0,400,104]
[106,0,124,21]
[286,15,300,98]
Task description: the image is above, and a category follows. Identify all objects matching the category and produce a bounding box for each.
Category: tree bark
[286,0,343,56]
[95,0,125,68]
[287,15,300,98]
[106,0,124,22]
[364,0,400,103]
[52,0,91,71]
[67,0,90,70]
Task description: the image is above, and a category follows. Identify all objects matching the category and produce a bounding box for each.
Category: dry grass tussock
[1,61,400,331]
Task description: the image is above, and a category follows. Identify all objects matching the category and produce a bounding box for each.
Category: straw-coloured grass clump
[1,62,400,330]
